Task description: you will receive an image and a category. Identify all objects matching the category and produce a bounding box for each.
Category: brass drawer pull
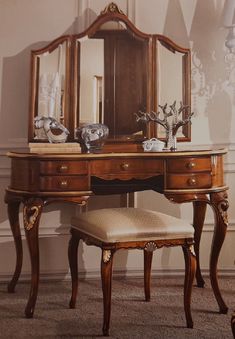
[186,162,196,169]
[59,180,68,188]
[187,178,197,186]
[120,163,129,170]
[58,164,69,173]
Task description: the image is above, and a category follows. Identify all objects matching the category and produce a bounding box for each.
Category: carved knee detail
[102,250,112,263]
[145,241,157,252]
[189,244,196,257]
[210,191,229,227]
[23,198,43,231]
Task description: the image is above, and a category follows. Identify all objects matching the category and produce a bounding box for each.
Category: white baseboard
[0,268,234,284]
[1,222,234,238]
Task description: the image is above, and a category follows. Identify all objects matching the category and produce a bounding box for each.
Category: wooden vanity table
[5,148,229,318]
[4,2,230,320]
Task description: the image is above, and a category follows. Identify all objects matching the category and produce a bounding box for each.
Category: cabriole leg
[101,249,114,337]
[182,243,196,328]
[7,201,23,293]
[23,198,43,318]
[68,229,80,309]
[192,201,207,287]
[209,191,229,314]
[144,250,153,302]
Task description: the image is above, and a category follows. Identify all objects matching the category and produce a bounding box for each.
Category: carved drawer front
[166,173,212,189]
[167,157,211,173]
[91,159,164,176]
[40,160,88,175]
[40,176,89,191]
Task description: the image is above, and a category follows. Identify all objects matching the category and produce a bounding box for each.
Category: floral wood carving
[145,241,157,252]
[189,244,196,257]
[101,2,124,15]
[103,249,112,263]
[144,239,190,251]
[23,198,43,231]
[211,191,229,227]
[218,200,229,226]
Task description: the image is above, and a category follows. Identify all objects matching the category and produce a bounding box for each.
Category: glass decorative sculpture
[76,123,109,153]
[34,116,69,143]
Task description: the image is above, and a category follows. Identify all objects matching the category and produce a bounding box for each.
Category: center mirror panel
[77,26,149,141]
[79,37,104,125]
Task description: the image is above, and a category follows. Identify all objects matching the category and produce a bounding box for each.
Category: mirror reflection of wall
[94,75,104,123]
[157,41,184,137]
[79,38,104,125]
[37,42,66,124]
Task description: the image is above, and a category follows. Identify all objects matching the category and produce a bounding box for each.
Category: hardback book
[29,142,81,153]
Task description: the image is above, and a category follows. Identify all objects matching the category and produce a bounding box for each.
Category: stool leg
[193,201,207,287]
[144,250,153,301]
[101,249,114,336]
[182,244,196,328]
[68,230,80,309]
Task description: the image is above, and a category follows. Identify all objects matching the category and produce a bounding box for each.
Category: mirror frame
[28,2,191,149]
[29,36,72,141]
[152,36,191,142]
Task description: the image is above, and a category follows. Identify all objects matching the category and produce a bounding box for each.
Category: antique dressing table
[5,3,229,319]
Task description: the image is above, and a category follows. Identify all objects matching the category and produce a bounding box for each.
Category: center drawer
[91,158,164,177]
[40,160,88,175]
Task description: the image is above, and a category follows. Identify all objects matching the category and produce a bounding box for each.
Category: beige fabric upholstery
[71,208,194,243]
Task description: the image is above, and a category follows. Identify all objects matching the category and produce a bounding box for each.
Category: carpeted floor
[0,277,234,338]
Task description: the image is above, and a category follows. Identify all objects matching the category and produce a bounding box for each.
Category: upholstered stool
[68,208,196,336]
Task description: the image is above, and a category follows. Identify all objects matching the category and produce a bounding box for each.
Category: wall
[0,0,234,282]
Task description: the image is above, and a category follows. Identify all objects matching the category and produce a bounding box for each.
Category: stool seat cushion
[71,208,194,243]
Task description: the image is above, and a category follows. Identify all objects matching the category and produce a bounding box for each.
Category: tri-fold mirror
[28,2,191,150]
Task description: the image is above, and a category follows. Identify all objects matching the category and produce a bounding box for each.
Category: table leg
[192,201,207,287]
[23,198,43,318]
[7,201,23,293]
[209,191,229,314]
[165,191,229,313]
[231,311,235,337]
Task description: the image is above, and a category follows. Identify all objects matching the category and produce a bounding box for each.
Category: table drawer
[40,175,89,191]
[40,161,88,175]
[91,158,164,175]
[166,173,212,189]
[167,157,211,173]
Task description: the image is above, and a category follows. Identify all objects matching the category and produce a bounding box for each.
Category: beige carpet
[0,277,234,338]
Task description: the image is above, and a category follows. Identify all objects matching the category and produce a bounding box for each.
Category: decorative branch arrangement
[135,101,194,150]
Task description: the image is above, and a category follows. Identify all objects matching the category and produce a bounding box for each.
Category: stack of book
[28,142,81,154]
